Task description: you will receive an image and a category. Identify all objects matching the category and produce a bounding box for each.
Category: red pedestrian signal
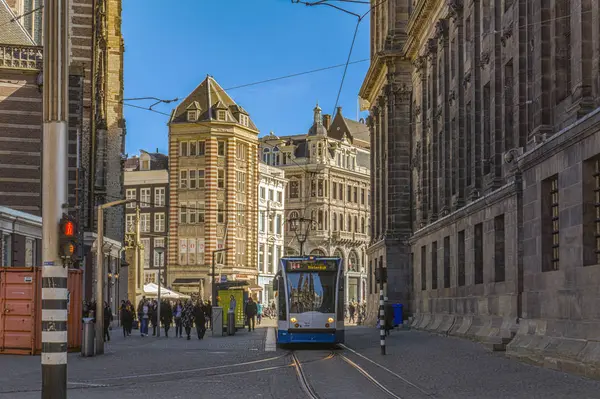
[58,215,78,261]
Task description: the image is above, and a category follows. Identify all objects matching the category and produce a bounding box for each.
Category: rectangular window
[180,141,188,157]
[276,214,282,235]
[259,211,265,232]
[277,191,282,203]
[260,187,265,199]
[154,213,165,232]
[269,189,274,201]
[179,203,187,224]
[217,169,225,188]
[194,201,203,223]
[237,172,246,192]
[431,241,438,289]
[141,238,150,268]
[310,181,316,197]
[189,170,197,189]
[126,189,136,208]
[217,202,224,223]
[189,203,196,224]
[317,180,324,197]
[543,175,560,271]
[190,141,197,156]
[140,188,151,207]
[237,203,246,225]
[218,110,226,120]
[198,141,206,156]
[218,140,225,156]
[333,182,337,200]
[267,245,273,272]
[347,185,352,202]
[179,238,187,265]
[197,238,205,265]
[180,170,188,189]
[494,214,505,282]
[140,213,150,233]
[353,187,358,203]
[198,170,205,188]
[237,143,248,160]
[339,184,344,201]
[154,187,165,207]
[258,244,265,272]
[458,230,466,286]
[361,188,365,205]
[25,238,35,267]
[153,238,165,267]
[474,223,484,284]
[290,181,299,198]
[126,214,135,233]
[444,236,451,288]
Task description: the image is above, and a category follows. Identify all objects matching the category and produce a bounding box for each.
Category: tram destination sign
[286,259,338,272]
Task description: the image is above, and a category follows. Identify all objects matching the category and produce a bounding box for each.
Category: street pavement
[1,321,600,398]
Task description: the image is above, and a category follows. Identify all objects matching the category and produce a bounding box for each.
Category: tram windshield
[287,272,336,314]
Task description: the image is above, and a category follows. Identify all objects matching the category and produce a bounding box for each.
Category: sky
[122,0,372,156]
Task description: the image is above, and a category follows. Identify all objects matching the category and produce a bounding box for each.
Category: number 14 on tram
[272,256,345,345]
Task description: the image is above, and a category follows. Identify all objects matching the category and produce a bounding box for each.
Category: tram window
[277,278,286,320]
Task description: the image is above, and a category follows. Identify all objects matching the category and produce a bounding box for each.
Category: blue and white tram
[273,256,345,345]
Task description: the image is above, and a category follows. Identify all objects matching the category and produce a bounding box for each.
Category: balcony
[0,44,42,71]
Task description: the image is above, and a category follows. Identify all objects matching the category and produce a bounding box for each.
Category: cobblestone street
[2,323,600,398]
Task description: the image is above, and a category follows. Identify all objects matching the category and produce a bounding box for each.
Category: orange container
[0,267,83,355]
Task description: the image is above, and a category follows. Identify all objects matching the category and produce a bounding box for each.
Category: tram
[273,256,345,345]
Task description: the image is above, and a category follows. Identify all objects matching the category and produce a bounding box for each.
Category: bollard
[227,310,235,336]
[81,318,95,357]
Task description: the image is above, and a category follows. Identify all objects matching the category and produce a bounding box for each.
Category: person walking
[160,300,173,338]
[193,300,206,340]
[103,301,113,342]
[140,299,150,337]
[173,300,183,338]
[245,297,258,332]
[150,300,159,336]
[119,300,128,338]
[182,300,194,340]
[257,301,263,325]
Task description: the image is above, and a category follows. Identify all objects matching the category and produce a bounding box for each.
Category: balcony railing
[0,44,42,71]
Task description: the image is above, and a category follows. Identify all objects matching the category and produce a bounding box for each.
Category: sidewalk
[343,326,600,399]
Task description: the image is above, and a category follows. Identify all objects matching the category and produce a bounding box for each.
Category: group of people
[119,297,213,340]
[82,300,114,342]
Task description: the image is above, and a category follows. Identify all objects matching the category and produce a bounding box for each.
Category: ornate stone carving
[435,104,443,120]
[462,70,471,88]
[411,140,422,171]
[479,51,490,69]
[435,19,449,40]
[395,83,411,103]
[377,96,386,108]
[448,90,456,105]
[447,0,463,22]
[426,39,438,61]
[414,105,421,116]
[366,115,374,128]
[501,22,514,47]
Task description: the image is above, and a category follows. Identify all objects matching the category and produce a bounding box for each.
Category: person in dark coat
[181,300,194,340]
[160,300,173,338]
[245,297,258,332]
[120,300,128,338]
[384,299,394,336]
[150,300,159,336]
[103,301,113,342]
[193,300,206,340]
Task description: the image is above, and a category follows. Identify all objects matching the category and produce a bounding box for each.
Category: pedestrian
[205,300,212,330]
[125,300,134,334]
[193,300,206,340]
[245,297,258,332]
[174,300,183,338]
[257,301,263,325]
[182,300,194,340]
[140,299,150,337]
[119,300,128,338]
[384,299,394,337]
[151,300,158,336]
[103,301,113,342]
[160,300,173,338]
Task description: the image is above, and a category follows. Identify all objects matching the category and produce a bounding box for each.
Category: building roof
[328,107,370,149]
[0,0,35,45]
[169,75,258,131]
[140,150,169,170]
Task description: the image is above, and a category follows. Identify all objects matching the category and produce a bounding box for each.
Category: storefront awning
[172,278,202,285]
[248,282,263,291]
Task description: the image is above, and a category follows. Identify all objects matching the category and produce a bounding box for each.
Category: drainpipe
[11,216,20,266]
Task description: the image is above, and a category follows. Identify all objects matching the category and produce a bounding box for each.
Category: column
[568,0,595,119]
[205,137,218,269]
[426,38,439,221]
[436,19,451,215]
[225,137,236,269]
[450,5,466,208]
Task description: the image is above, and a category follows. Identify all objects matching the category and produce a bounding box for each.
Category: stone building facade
[167,76,260,298]
[364,0,600,376]
[257,162,287,305]
[0,0,126,300]
[260,105,371,305]
[124,151,169,286]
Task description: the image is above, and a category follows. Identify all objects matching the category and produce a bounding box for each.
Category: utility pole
[95,199,133,355]
[41,0,70,397]
[155,246,165,337]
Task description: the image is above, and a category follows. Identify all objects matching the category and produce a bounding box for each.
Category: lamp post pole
[288,217,315,256]
[95,199,134,355]
[154,246,165,337]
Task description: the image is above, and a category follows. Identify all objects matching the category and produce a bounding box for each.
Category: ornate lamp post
[154,246,165,337]
[287,217,316,256]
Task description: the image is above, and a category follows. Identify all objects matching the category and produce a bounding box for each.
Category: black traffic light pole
[377,259,387,355]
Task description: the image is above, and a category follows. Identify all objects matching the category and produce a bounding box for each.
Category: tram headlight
[290,317,297,323]
[327,317,334,323]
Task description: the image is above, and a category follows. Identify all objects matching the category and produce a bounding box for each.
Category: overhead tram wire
[0,5,44,29]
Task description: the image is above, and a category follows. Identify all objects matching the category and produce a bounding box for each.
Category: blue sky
[122,0,371,155]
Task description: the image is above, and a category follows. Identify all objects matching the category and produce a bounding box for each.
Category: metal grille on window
[595,160,600,264]
[551,177,559,270]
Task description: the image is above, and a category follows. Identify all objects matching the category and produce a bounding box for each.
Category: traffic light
[58,214,78,261]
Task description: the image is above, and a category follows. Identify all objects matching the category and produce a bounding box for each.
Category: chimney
[336,106,342,115]
[156,147,159,153]
[323,114,332,130]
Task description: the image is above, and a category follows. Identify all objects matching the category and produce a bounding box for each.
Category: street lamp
[287,217,316,256]
[95,198,135,355]
[154,246,165,337]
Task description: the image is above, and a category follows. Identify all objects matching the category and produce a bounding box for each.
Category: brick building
[0,0,126,300]
[362,0,600,375]
[167,76,260,297]
[260,105,371,305]
[124,150,169,286]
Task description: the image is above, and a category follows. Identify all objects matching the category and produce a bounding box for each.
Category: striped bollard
[379,289,386,355]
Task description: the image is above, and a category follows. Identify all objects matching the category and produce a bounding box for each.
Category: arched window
[273,147,280,165]
[333,248,343,260]
[310,248,326,256]
[348,251,359,272]
[288,211,299,231]
[284,247,299,256]
[347,215,352,232]
[332,214,337,231]
[262,148,270,164]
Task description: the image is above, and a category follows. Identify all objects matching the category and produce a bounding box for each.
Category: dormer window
[187,111,197,122]
[141,159,150,170]
[239,114,249,126]
[218,110,226,121]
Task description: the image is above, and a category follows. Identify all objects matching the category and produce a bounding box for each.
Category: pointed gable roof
[169,75,258,130]
[0,0,35,45]
[186,101,202,111]
[328,107,370,149]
